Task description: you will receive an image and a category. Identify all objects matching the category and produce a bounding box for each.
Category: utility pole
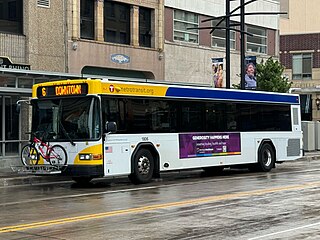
[240,0,246,90]
[225,0,231,89]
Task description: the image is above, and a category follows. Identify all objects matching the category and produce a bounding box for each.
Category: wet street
[1,159,320,240]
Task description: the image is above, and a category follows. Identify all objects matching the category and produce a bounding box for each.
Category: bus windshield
[31,96,101,141]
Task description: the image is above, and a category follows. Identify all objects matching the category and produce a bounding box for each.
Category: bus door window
[102,97,127,133]
[85,97,101,138]
[91,98,101,138]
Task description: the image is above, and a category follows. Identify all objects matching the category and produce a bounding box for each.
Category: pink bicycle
[21,132,67,166]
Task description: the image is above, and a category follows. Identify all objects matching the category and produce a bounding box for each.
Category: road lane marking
[248,221,320,240]
[2,168,320,207]
[1,181,320,234]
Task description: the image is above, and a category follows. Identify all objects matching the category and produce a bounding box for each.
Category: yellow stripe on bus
[101,82,168,97]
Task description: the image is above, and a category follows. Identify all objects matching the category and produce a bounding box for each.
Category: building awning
[0,67,81,80]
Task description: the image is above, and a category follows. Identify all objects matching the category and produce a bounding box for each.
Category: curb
[0,174,72,187]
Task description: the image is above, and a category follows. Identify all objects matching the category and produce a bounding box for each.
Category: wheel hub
[137,156,150,175]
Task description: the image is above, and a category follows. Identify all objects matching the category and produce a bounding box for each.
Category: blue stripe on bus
[165,87,299,104]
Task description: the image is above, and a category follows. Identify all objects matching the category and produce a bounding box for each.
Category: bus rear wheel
[129,149,154,184]
[255,143,275,172]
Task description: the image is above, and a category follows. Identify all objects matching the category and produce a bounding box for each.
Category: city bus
[18,78,302,184]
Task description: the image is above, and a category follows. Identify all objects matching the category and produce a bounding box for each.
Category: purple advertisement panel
[179,132,241,159]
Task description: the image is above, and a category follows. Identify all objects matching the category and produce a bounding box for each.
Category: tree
[256,57,292,93]
[232,57,292,93]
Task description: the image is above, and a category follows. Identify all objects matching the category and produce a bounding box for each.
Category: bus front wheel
[129,149,154,184]
[256,143,275,172]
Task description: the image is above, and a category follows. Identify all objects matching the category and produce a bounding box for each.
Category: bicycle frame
[32,136,53,161]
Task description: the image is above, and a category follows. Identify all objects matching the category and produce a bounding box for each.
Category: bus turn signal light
[92,154,102,160]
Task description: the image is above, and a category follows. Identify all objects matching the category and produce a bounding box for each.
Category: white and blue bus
[20,78,302,184]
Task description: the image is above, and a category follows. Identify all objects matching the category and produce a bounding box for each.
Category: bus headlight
[79,154,92,160]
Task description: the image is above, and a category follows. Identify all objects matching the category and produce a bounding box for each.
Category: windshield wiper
[57,101,76,146]
[59,120,76,146]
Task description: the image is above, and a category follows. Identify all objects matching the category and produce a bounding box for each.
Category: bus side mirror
[105,121,117,133]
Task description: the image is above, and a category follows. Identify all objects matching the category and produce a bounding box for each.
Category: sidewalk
[1,152,320,187]
[0,167,72,187]
[300,151,320,161]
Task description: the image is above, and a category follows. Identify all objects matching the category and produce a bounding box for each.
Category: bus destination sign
[37,83,88,98]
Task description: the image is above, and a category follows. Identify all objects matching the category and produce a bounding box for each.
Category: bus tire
[256,143,275,172]
[129,149,154,184]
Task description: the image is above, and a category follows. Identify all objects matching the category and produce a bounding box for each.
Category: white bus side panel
[103,131,302,177]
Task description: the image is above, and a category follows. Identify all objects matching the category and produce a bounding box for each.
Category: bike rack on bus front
[11,165,66,175]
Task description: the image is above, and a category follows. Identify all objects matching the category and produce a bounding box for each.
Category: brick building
[280,0,320,121]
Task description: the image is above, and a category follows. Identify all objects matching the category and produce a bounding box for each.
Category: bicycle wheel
[49,145,67,166]
[21,144,39,166]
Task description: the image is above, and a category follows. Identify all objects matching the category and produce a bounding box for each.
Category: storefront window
[5,143,18,156]
[35,79,49,84]
[5,96,19,140]
[0,76,16,87]
[18,78,33,88]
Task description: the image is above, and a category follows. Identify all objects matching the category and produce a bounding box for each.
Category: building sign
[111,54,130,64]
[0,57,31,70]
[179,132,241,159]
[37,84,88,98]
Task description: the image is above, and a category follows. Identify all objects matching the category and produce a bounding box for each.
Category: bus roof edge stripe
[165,87,299,104]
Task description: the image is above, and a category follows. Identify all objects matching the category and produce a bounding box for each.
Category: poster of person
[211,58,224,88]
[244,56,257,90]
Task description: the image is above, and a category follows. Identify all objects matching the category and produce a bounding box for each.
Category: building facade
[0,0,165,168]
[69,0,165,79]
[164,0,280,86]
[279,0,320,121]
